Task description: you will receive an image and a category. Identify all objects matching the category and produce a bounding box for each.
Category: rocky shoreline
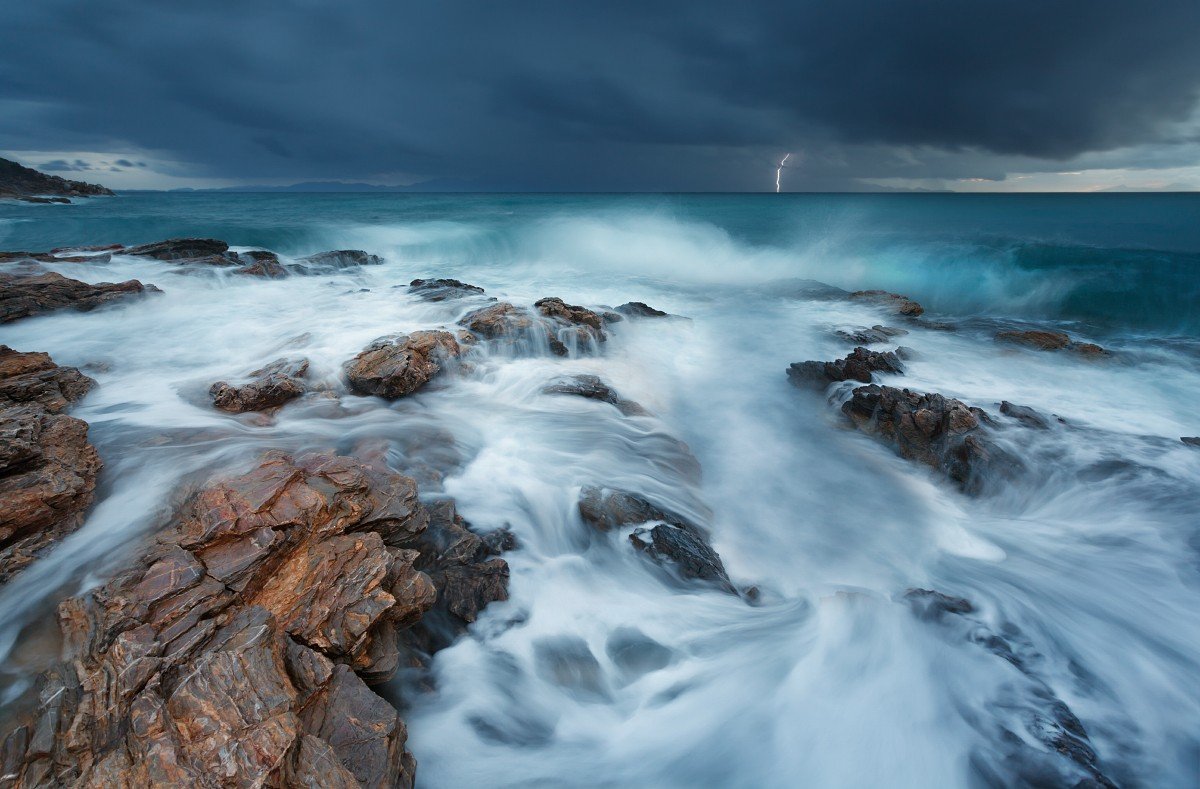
[0,239,1176,787]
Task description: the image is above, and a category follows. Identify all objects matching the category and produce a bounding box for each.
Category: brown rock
[232,250,288,278]
[0,270,159,324]
[996,330,1109,357]
[344,331,462,399]
[0,452,441,786]
[788,346,904,389]
[209,357,309,413]
[535,297,607,350]
[842,385,1022,494]
[460,301,537,339]
[850,290,925,317]
[0,347,100,582]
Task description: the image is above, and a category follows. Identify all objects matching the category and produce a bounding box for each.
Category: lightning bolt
[775,153,791,193]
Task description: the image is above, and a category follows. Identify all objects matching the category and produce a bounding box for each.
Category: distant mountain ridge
[0,157,114,203]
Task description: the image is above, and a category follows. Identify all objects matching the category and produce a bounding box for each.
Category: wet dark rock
[409,278,486,301]
[630,524,734,592]
[399,499,510,655]
[788,347,905,389]
[850,289,925,317]
[232,250,288,278]
[124,238,230,261]
[843,385,1022,494]
[0,157,113,200]
[999,401,1054,430]
[294,249,383,273]
[0,348,100,582]
[615,301,669,318]
[903,589,1118,788]
[578,486,733,593]
[459,302,570,356]
[542,374,647,416]
[996,330,1109,357]
[0,452,438,787]
[344,331,462,399]
[208,357,309,413]
[1182,437,1200,448]
[836,324,909,345]
[0,270,159,324]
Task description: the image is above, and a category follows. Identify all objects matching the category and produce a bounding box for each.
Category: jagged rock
[0,348,99,582]
[615,301,669,318]
[232,251,288,278]
[208,358,309,413]
[124,238,230,261]
[0,270,159,323]
[996,330,1108,357]
[0,157,113,200]
[459,302,569,356]
[534,298,607,351]
[408,278,486,301]
[542,374,647,416]
[0,452,436,787]
[903,589,1118,788]
[294,250,383,274]
[842,385,1021,494]
[999,401,1054,430]
[400,499,511,656]
[850,290,925,317]
[788,347,905,389]
[577,486,733,592]
[836,324,908,344]
[344,331,461,399]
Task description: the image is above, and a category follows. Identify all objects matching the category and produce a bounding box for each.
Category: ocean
[1,192,1198,786]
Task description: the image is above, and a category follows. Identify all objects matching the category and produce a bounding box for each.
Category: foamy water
[1,194,1198,786]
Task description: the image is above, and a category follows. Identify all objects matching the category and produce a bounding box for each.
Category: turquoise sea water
[1,192,1198,787]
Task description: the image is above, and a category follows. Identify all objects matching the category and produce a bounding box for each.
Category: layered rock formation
[788,347,905,389]
[0,270,159,324]
[0,347,100,582]
[995,329,1107,357]
[0,451,511,787]
[408,279,487,302]
[344,331,462,399]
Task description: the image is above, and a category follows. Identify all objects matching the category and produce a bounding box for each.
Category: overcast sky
[3,1,1199,191]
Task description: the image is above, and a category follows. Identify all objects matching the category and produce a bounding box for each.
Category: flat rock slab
[0,270,159,324]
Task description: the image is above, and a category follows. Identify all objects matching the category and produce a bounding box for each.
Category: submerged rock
[578,486,733,592]
[344,330,462,399]
[542,374,647,416]
[995,329,1108,357]
[408,278,487,301]
[1182,437,1200,448]
[535,297,607,352]
[850,290,925,317]
[208,357,309,413]
[999,400,1055,430]
[842,385,1021,494]
[836,324,909,345]
[903,589,1118,788]
[0,347,100,582]
[232,250,288,278]
[788,346,905,389]
[294,249,383,274]
[0,269,159,323]
[0,452,437,787]
[459,301,574,356]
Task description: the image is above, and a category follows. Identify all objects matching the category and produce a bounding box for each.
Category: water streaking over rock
[0,193,1197,787]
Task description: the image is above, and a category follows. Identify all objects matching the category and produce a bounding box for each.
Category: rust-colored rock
[209,357,309,413]
[0,270,159,324]
[842,385,1022,494]
[850,290,925,317]
[344,331,462,399]
[535,297,607,351]
[995,329,1109,357]
[0,452,439,787]
[232,250,288,278]
[0,347,100,582]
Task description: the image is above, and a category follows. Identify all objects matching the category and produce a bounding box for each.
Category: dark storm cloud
[1,0,1198,189]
